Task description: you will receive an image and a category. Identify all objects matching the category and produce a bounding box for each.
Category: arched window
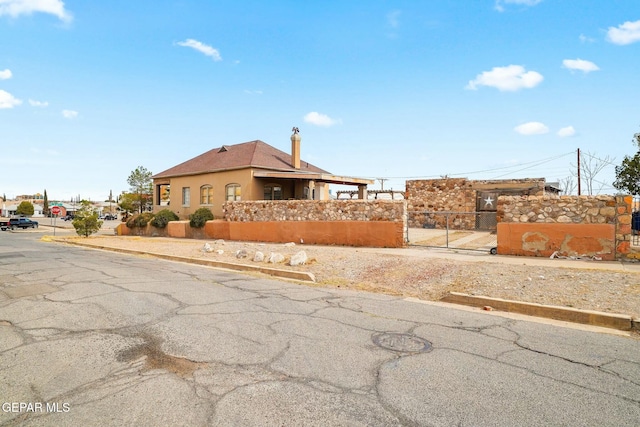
[263,184,282,200]
[200,185,213,205]
[226,184,241,201]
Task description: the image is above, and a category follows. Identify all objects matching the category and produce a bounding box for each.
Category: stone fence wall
[223,200,407,223]
[497,195,633,260]
[217,200,408,248]
[497,195,618,224]
[405,178,550,229]
[406,178,476,213]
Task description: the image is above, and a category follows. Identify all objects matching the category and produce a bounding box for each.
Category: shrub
[72,200,103,237]
[189,207,214,228]
[126,212,154,228]
[16,201,35,216]
[150,209,179,228]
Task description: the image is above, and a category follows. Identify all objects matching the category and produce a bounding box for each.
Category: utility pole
[577,148,581,196]
[377,178,388,191]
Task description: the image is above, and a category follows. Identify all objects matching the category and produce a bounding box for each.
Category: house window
[182,187,190,207]
[200,185,213,205]
[226,184,241,201]
[156,184,170,206]
[264,185,282,200]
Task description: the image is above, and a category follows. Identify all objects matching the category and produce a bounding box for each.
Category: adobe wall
[497,195,632,260]
[220,200,407,248]
[205,220,405,248]
[118,200,408,248]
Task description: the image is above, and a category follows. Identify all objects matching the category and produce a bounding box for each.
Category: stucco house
[152,131,374,218]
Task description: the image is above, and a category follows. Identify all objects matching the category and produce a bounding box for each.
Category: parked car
[104,214,116,220]
[9,218,39,229]
[0,220,9,231]
[62,215,74,221]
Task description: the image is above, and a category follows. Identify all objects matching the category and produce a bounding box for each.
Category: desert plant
[126,212,154,228]
[189,207,213,228]
[72,200,103,237]
[150,209,179,228]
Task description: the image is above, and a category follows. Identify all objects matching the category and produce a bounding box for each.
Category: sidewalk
[360,246,640,273]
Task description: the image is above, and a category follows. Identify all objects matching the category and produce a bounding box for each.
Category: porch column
[315,182,327,200]
[358,185,368,200]
[308,180,315,200]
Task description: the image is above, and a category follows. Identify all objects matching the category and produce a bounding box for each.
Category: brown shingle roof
[152,140,330,179]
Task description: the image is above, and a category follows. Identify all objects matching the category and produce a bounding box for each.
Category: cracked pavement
[1,232,639,426]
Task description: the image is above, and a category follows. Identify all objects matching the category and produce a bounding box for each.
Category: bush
[16,201,35,216]
[150,209,179,228]
[189,207,214,228]
[126,212,154,228]
[72,200,103,237]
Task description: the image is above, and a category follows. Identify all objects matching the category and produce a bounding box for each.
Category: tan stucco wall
[154,169,253,218]
[154,168,332,218]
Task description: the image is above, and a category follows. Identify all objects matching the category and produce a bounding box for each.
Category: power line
[378,150,576,180]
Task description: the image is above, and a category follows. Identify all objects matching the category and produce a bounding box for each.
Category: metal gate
[406,211,497,252]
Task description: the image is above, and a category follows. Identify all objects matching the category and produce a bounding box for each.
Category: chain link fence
[406,211,497,253]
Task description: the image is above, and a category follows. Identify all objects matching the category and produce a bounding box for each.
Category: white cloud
[387,10,401,28]
[303,112,341,127]
[495,0,542,12]
[0,0,72,22]
[557,126,576,137]
[0,68,12,79]
[466,65,543,91]
[243,89,263,95]
[514,122,549,135]
[29,99,48,107]
[0,89,22,108]
[62,109,77,119]
[562,58,599,73]
[176,39,222,61]
[579,34,595,43]
[607,20,640,45]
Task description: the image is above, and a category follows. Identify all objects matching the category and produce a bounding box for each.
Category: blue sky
[1,0,639,201]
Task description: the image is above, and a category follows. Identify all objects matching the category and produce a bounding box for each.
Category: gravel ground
[53,235,640,320]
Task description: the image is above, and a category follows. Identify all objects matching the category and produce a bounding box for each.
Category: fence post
[445,213,449,248]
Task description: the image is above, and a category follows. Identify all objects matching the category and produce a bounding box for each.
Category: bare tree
[558,176,577,195]
[571,151,614,195]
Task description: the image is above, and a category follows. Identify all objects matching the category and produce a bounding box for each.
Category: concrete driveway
[1,232,639,426]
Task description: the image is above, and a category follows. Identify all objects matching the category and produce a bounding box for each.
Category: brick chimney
[291,127,301,169]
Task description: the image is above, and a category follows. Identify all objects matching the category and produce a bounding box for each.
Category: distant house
[152,131,374,218]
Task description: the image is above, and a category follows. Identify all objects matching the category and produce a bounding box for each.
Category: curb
[60,240,316,283]
[441,292,636,332]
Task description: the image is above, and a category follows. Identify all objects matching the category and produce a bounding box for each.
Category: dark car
[9,218,39,229]
[62,215,74,221]
[103,214,117,220]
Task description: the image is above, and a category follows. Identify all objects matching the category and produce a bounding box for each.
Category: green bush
[189,207,214,228]
[150,209,179,228]
[72,200,103,237]
[126,212,154,228]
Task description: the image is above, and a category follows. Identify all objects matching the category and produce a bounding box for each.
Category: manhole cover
[372,333,432,353]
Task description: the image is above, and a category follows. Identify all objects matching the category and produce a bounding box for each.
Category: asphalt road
[1,231,639,426]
